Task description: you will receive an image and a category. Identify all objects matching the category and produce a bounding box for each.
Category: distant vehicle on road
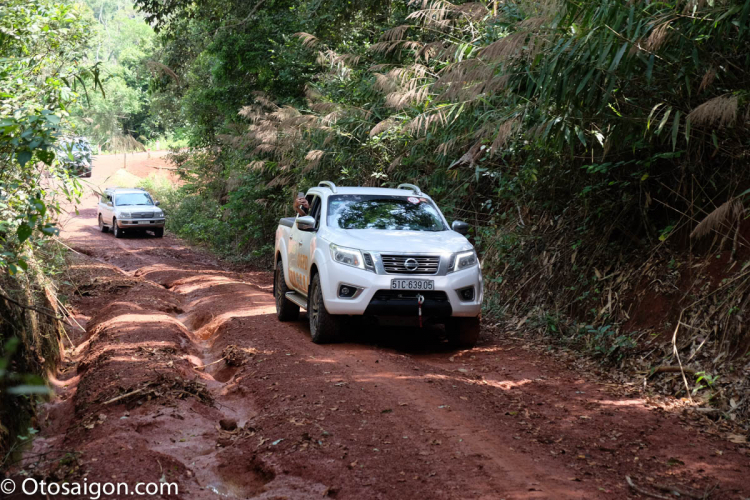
[97,187,165,238]
[55,137,93,177]
[274,181,483,347]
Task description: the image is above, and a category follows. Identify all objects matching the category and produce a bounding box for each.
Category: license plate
[390,279,434,291]
[138,220,151,224]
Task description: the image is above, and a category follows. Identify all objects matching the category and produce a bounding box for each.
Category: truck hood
[321,228,473,254]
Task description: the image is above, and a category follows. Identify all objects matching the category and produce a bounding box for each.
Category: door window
[310,197,322,228]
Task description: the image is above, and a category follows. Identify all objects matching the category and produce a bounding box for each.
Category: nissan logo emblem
[404,258,419,271]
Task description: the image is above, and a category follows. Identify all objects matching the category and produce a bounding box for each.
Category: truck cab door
[289,195,321,295]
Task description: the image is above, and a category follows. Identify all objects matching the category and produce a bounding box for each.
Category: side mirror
[296,215,316,232]
[155,201,161,206]
[452,220,470,235]
[107,201,113,207]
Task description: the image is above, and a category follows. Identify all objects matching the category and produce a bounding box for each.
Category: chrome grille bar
[380,255,440,275]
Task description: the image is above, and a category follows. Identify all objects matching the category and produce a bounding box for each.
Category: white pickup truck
[273,182,483,347]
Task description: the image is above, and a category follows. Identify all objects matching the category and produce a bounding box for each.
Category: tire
[309,273,341,344]
[153,228,164,238]
[112,218,123,238]
[445,317,480,349]
[98,214,109,233]
[274,260,299,321]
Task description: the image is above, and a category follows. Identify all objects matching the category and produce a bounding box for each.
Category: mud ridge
[12,157,750,500]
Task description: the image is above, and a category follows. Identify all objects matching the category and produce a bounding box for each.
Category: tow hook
[417,293,425,328]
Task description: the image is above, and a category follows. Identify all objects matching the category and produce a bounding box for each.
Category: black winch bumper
[363,290,452,318]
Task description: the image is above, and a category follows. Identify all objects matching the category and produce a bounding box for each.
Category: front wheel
[98,214,109,233]
[274,260,299,321]
[309,273,340,344]
[112,218,123,238]
[153,228,164,238]
[445,317,480,349]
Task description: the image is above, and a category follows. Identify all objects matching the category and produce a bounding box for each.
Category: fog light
[458,286,475,301]
[338,284,358,298]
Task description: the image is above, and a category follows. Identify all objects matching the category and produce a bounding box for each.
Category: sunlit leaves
[0,0,91,273]
[16,224,33,244]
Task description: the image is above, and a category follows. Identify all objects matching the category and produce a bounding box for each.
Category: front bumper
[117,218,165,228]
[321,264,482,318]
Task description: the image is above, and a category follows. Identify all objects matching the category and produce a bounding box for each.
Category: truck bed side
[274,219,294,271]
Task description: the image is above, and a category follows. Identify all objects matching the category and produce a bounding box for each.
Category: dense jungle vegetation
[138,0,750,419]
[0,0,166,461]
[3,0,750,460]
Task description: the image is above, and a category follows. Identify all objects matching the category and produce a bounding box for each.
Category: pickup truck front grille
[380,255,440,275]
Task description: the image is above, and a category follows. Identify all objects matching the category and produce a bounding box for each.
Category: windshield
[327,195,447,231]
[115,192,154,206]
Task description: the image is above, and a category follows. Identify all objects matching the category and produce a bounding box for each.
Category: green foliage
[582,324,636,361]
[529,310,565,337]
[134,0,399,145]
[0,0,96,274]
[1,0,94,462]
[693,370,720,395]
[138,150,286,263]
[69,0,164,149]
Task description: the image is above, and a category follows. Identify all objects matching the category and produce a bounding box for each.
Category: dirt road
[10,154,750,499]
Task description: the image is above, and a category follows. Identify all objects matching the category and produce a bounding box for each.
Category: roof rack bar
[397,183,422,195]
[318,181,337,193]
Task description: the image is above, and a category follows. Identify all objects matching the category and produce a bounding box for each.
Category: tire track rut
[11,172,750,499]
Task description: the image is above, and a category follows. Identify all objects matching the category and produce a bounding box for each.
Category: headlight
[452,250,478,272]
[330,244,364,269]
[120,212,131,218]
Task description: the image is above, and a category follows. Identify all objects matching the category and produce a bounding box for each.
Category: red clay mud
[7,154,750,499]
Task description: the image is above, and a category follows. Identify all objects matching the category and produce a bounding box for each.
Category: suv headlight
[450,250,478,272]
[120,211,132,218]
[330,244,365,269]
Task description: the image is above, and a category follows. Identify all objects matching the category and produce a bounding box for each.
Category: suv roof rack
[318,181,337,193]
[397,183,422,195]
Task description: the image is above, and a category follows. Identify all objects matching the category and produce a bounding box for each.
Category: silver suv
[97,187,166,238]
[55,136,93,177]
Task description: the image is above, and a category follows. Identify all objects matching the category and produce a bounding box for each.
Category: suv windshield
[115,192,154,206]
[327,195,446,231]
